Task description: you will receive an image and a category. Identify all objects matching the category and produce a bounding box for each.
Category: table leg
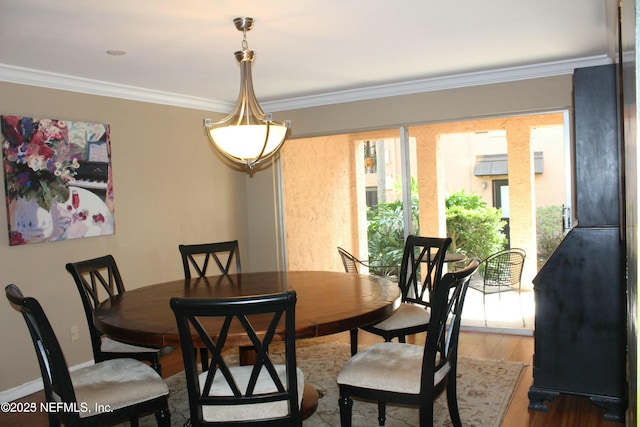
[239,345,256,366]
[302,383,319,419]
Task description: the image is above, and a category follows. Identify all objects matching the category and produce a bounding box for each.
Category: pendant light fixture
[204,17,290,171]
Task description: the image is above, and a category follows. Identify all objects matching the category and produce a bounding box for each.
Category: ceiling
[0,0,617,112]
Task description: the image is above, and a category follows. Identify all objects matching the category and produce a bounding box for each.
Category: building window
[365,187,378,209]
[364,141,377,174]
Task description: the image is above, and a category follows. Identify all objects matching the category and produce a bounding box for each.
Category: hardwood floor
[454,331,624,427]
[0,330,624,426]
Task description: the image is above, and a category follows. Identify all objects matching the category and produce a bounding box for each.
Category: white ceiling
[0,0,617,112]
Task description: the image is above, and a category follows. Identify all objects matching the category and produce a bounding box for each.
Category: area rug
[131,340,525,427]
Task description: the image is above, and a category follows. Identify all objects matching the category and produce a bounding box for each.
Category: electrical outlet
[70,325,80,342]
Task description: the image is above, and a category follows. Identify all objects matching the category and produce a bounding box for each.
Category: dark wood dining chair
[469,247,526,326]
[170,291,303,426]
[179,240,242,371]
[5,284,171,427]
[337,258,480,427]
[350,235,452,355]
[65,255,174,375]
[179,240,241,278]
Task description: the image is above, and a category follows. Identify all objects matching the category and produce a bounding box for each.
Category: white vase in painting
[12,197,54,243]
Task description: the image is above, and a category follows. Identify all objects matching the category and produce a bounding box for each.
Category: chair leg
[446,371,462,427]
[483,293,487,327]
[150,355,162,376]
[154,405,171,427]
[350,329,358,356]
[419,400,434,427]
[519,289,526,327]
[377,401,386,426]
[339,395,353,427]
[47,412,61,427]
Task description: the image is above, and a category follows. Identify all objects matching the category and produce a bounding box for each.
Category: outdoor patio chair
[469,248,526,326]
[337,247,399,279]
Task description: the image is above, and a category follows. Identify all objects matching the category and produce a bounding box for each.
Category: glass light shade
[208,123,288,161]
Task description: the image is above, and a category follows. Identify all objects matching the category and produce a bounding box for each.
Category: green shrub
[367,188,509,276]
[367,189,419,278]
[536,205,564,268]
[445,190,507,261]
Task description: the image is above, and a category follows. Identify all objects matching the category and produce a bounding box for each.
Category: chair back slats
[66,255,124,309]
[337,247,361,273]
[65,255,126,358]
[179,240,241,278]
[421,258,480,392]
[170,291,300,425]
[399,235,452,306]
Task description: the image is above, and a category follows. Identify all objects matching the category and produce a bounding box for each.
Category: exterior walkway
[461,286,535,334]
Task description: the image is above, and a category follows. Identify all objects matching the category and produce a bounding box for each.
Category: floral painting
[1,116,115,246]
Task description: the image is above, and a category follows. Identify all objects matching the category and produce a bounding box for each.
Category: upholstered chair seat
[69,358,169,418]
[369,304,431,332]
[100,337,170,354]
[337,342,449,394]
[198,365,305,422]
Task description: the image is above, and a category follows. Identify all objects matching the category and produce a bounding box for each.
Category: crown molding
[0,55,613,114]
[262,55,613,111]
[0,64,232,112]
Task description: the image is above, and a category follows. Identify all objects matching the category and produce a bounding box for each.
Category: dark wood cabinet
[527,64,626,422]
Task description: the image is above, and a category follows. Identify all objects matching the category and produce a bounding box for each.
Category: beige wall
[244,164,286,272]
[0,82,252,394]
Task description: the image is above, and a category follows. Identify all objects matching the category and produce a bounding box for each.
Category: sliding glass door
[279,112,571,299]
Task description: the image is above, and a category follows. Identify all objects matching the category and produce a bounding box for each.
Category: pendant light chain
[241,28,249,51]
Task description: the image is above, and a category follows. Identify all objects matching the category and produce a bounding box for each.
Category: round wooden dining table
[93,270,401,418]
